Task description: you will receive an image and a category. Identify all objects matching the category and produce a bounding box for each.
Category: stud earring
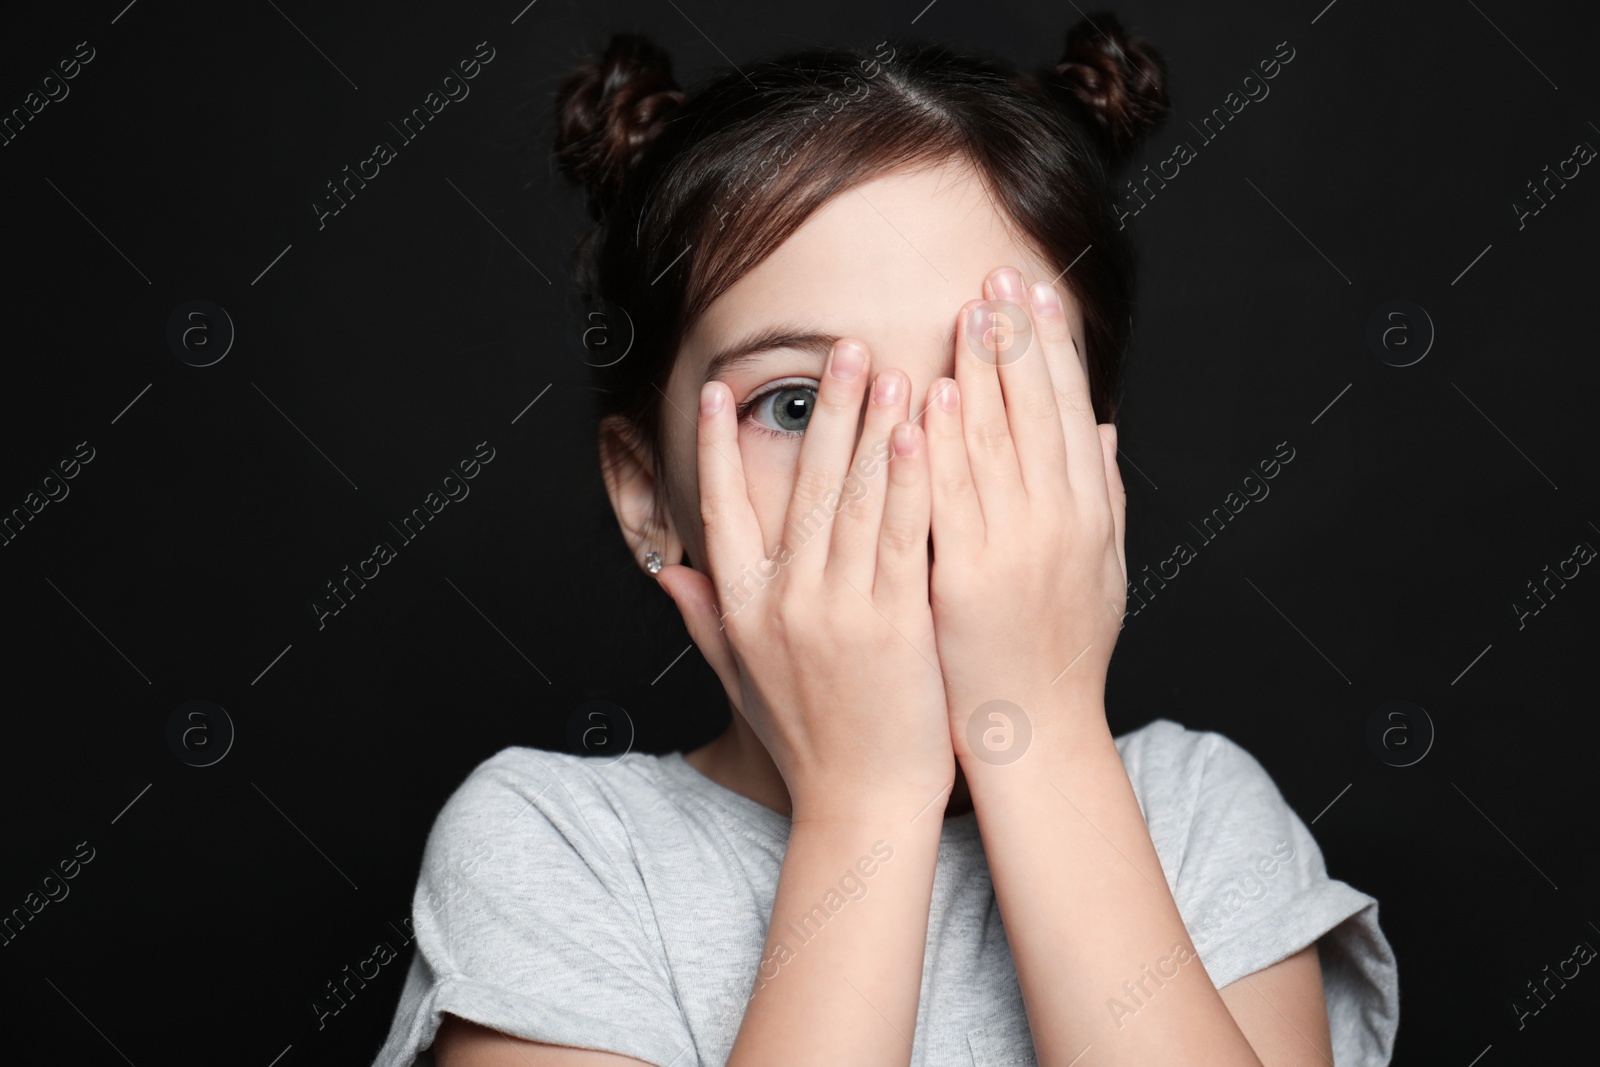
[644,551,663,575]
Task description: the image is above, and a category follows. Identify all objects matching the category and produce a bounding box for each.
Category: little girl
[374,15,1398,1066]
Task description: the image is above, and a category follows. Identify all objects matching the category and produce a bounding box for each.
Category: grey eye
[753,384,817,434]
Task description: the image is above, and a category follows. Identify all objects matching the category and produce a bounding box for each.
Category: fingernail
[994,267,1026,304]
[968,303,992,342]
[892,422,918,455]
[700,381,724,416]
[937,378,959,411]
[1029,281,1062,316]
[830,340,864,379]
[872,369,904,405]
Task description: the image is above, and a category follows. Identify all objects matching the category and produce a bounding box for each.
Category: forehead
[682,159,1052,360]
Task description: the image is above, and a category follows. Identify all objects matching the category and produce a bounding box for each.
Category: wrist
[953,697,1114,783]
[790,784,954,833]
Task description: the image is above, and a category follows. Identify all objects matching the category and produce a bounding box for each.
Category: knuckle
[773,587,814,631]
[936,469,972,500]
[878,514,923,556]
[816,377,863,416]
[788,496,831,546]
[932,569,975,606]
[970,419,1012,453]
[1020,382,1058,422]
[1055,385,1093,421]
[888,450,922,489]
[719,598,753,635]
[791,464,838,507]
[992,546,1027,579]
[837,472,874,516]
[1039,309,1072,346]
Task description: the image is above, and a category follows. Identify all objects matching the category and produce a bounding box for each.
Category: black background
[2,0,1596,1064]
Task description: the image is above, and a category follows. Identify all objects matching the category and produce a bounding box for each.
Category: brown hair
[553,14,1169,488]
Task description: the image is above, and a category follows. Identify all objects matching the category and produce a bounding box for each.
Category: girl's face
[622,158,1088,573]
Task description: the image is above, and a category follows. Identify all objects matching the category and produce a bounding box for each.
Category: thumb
[653,562,741,700]
[1097,422,1127,583]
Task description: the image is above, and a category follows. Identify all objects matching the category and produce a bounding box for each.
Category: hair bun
[555,33,687,218]
[1052,12,1170,164]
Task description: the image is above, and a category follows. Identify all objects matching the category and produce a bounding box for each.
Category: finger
[827,367,909,592]
[1029,279,1107,500]
[1099,422,1128,582]
[780,339,871,578]
[695,380,766,618]
[923,377,982,558]
[955,299,1025,528]
[986,273,1070,507]
[654,561,741,699]
[874,421,931,609]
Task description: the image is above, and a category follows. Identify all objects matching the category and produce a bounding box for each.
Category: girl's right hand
[654,340,955,824]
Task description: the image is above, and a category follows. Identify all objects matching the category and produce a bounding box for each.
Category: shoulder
[1112,717,1277,824]
[1112,715,1260,778]
[417,747,669,911]
[1110,718,1313,893]
[1112,721,1399,1059]
[382,748,701,1066]
[431,745,665,829]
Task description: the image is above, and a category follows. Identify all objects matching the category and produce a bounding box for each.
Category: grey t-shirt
[371,718,1399,1066]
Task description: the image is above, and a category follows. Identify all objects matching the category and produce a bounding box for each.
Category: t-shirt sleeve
[1121,719,1400,1067]
[370,749,695,1067]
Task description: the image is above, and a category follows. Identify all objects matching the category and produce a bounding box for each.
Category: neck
[682,708,973,819]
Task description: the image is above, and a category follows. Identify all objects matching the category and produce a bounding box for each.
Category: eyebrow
[700,320,961,383]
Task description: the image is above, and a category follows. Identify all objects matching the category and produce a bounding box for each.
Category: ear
[599,414,685,571]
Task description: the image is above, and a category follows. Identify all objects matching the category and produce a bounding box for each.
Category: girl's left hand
[925,265,1128,761]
